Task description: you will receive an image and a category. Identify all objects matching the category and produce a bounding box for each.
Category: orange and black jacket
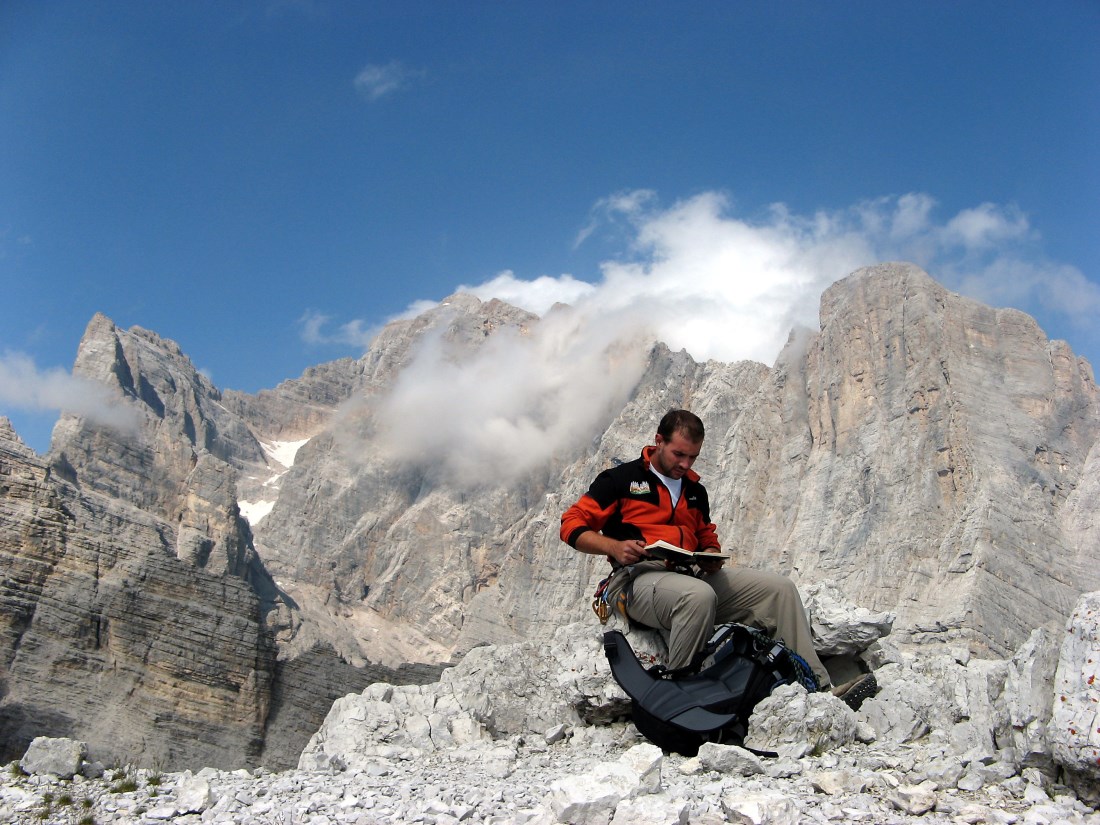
[560,446,721,565]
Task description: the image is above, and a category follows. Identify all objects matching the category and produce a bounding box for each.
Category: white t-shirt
[650,466,682,508]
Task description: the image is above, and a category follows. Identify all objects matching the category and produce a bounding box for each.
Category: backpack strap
[604,630,739,733]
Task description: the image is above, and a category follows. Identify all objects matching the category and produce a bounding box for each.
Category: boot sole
[837,674,878,711]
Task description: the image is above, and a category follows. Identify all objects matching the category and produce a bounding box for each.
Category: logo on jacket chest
[628,481,652,496]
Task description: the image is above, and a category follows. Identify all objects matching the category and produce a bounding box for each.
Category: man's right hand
[575,532,648,566]
[608,539,647,566]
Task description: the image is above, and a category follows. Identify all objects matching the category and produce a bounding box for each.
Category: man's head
[656,409,705,443]
[651,409,704,479]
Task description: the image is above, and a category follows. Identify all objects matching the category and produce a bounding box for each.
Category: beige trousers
[616,562,830,688]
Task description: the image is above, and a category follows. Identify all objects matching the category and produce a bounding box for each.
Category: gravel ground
[3,724,1099,825]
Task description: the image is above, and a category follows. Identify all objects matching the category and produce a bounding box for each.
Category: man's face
[651,431,702,479]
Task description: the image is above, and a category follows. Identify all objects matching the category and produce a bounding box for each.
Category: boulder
[549,745,662,825]
[19,736,86,779]
[744,684,861,757]
[696,743,765,776]
[300,609,900,772]
[1048,590,1100,803]
[719,788,800,825]
[175,770,216,814]
[804,582,894,656]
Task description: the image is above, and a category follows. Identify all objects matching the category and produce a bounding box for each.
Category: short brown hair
[657,409,704,443]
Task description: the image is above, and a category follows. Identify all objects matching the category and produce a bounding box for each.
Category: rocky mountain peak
[357,292,539,389]
[0,416,34,460]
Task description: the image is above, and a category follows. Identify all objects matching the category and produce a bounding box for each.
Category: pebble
[3,732,1098,825]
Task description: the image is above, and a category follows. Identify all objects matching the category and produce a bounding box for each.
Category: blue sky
[2,1,1098,456]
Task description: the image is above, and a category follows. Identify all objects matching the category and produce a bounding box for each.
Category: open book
[644,539,733,565]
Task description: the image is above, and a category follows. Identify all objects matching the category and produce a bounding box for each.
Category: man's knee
[775,571,802,596]
[752,569,803,602]
[671,578,717,619]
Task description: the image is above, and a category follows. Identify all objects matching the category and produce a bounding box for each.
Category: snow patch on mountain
[239,437,309,525]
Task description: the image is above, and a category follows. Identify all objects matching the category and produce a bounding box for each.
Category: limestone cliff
[0,415,276,770]
[0,314,445,772]
[718,264,1100,654]
[249,294,543,652]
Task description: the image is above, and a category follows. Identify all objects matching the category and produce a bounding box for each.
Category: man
[560,409,876,709]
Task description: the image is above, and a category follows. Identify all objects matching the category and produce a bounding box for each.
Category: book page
[644,541,732,562]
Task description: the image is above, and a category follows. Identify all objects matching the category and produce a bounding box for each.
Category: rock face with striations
[0,316,442,772]
[0,412,278,770]
[1,262,1098,772]
[249,294,545,650]
[709,264,1099,654]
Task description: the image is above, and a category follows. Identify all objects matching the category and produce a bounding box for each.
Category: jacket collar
[641,445,701,484]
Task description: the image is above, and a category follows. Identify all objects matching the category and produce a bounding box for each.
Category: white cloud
[374,301,650,484]
[942,202,1030,250]
[892,193,935,234]
[393,298,440,320]
[354,61,421,101]
[954,258,1100,325]
[574,189,657,248]
[0,352,141,434]
[457,270,596,315]
[361,190,1095,486]
[299,309,379,348]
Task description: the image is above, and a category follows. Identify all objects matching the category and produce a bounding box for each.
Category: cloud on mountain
[0,352,141,434]
[374,305,649,483]
[299,309,379,349]
[367,190,1092,485]
[460,190,1091,363]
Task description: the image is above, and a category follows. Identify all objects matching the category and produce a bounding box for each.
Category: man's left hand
[696,552,726,576]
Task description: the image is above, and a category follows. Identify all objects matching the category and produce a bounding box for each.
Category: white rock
[887,783,938,816]
[618,743,663,794]
[859,664,941,743]
[610,796,689,825]
[549,762,639,825]
[544,724,567,745]
[677,757,702,775]
[1049,591,1100,793]
[696,742,765,776]
[917,755,964,789]
[1023,781,1050,804]
[175,769,215,813]
[809,768,869,795]
[19,736,87,779]
[720,788,800,825]
[744,683,859,754]
[804,581,895,656]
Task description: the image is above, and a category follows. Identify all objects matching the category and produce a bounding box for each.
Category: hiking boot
[830,673,878,711]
